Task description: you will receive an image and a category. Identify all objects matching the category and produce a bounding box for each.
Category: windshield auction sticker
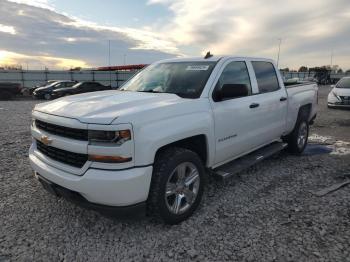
[186,65,210,71]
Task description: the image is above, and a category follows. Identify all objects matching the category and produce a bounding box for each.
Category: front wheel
[147,147,206,224]
[285,118,309,154]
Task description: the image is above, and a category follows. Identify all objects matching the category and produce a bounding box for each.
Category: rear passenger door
[249,60,288,145]
[88,83,100,92]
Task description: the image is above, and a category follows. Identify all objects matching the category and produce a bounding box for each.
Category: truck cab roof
[158,55,275,64]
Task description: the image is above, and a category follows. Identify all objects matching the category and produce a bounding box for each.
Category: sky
[0,0,349,70]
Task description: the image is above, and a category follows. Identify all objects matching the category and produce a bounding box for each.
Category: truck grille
[36,140,88,168]
[339,96,350,105]
[35,119,88,141]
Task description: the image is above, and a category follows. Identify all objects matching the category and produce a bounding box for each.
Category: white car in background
[328,77,350,108]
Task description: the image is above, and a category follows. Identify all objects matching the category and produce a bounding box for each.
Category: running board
[213,142,288,180]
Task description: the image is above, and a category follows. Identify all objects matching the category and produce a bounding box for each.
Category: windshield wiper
[137,90,163,93]
[137,90,189,98]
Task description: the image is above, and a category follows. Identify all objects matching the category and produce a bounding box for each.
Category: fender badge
[40,135,52,145]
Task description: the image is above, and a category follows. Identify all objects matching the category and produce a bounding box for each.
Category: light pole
[277,38,282,69]
[330,50,334,69]
[108,40,112,86]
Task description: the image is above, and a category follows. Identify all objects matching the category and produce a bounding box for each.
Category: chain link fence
[0,70,139,88]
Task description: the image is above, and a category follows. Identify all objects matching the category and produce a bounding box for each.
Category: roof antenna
[204,51,213,59]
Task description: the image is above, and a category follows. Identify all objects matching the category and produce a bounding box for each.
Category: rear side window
[252,61,280,93]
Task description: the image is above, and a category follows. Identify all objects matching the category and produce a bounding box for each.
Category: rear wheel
[147,147,206,224]
[285,115,309,154]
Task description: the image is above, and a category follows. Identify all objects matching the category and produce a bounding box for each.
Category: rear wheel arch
[298,103,312,121]
[283,104,311,154]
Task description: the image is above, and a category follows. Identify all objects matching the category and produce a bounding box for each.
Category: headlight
[88,130,131,145]
[332,91,340,100]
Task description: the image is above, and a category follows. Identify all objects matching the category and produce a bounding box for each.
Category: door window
[65,82,75,87]
[252,61,280,93]
[213,61,251,101]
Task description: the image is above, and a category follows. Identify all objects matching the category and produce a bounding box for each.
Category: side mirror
[215,84,249,101]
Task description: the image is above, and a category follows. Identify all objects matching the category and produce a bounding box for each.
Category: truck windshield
[121,62,216,98]
[336,78,350,88]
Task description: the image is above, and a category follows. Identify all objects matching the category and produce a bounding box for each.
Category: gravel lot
[1,85,350,261]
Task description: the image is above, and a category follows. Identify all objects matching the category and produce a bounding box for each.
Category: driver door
[211,60,262,166]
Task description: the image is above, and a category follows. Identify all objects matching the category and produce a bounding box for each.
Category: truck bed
[284,81,315,88]
[285,81,318,134]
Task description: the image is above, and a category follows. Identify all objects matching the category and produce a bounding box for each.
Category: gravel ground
[1,85,350,262]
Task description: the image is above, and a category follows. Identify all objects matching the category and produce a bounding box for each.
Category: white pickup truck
[29,56,318,224]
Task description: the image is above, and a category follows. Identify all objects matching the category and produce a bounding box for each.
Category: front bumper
[29,145,153,207]
[328,102,350,108]
[36,174,146,216]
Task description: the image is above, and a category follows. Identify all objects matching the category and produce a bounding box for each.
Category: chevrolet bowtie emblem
[40,135,52,145]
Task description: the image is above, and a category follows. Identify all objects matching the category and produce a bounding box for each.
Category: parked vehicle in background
[328,77,350,108]
[22,80,59,96]
[33,81,77,100]
[0,82,22,100]
[29,56,318,224]
[50,81,111,98]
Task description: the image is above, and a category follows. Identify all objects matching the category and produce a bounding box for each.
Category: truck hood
[34,90,190,124]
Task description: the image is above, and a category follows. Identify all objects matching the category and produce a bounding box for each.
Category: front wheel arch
[147,147,207,224]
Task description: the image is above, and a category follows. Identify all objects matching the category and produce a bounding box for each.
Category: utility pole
[108,40,111,68]
[108,40,112,86]
[277,38,282,69]
[330,50,334,69]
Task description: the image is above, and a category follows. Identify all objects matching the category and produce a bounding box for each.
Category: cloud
[149,0,350,69]
[0,50,89,68]
[0,0,178,69]
[1,0,350,70]
[0,24,16,35]
[7,0,54,10]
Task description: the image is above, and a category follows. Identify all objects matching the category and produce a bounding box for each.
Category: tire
[285,112,309,154]
[44,93,51,100]
[147,147,207,224]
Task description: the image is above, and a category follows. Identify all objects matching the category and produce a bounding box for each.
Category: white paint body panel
[29,56,318,207]
[29,144,153,206]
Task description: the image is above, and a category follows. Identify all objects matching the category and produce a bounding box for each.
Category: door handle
[249,103,260,108]
[280,97,287,101]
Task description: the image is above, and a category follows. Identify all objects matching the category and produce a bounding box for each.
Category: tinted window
[53,83,64,88]
[252,61,280,93]
[214,61,251,100]
[337,78,350,89]
[65,82,75,87]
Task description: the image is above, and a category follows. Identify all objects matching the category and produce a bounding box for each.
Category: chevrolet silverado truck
[29,56,318,224]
